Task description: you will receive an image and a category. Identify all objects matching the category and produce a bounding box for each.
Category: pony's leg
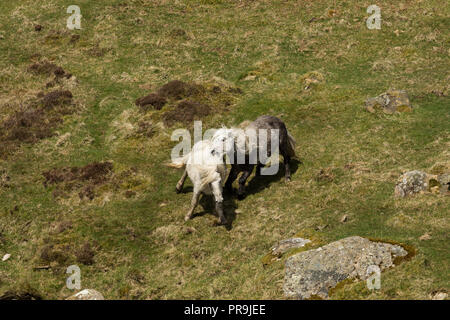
[284,155,291,181]
[176,169,188,194]
[185,190,201,221]
[211,180,227,225]
[255,163,264,177]
[225,165,239,192]
[237,166,254,200]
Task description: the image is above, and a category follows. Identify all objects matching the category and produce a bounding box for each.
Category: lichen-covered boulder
[394,170,449,197]
[365,90,412,114]
[283,236,407,299]
[394,170,429,197]
[66,289,104,300]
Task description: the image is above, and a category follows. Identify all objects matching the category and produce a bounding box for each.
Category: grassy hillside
[0,0,448,299]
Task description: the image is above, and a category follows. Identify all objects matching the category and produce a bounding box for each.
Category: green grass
[0,0,449,299]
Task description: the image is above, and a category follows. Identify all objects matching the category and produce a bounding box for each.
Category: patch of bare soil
[162,100,211,126]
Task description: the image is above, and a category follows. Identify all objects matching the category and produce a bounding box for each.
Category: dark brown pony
[225,115,297,199]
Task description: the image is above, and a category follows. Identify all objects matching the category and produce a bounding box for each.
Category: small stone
[243,75,256,81]
[419,233,432,241]
[66,289,104,300]
[340,215,348,223]
[2,254,11,261]
[315,224,328,231]
[430,291,447,300]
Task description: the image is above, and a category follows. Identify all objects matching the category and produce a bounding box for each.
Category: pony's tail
[166,153,189,169]
[286,132,297,159]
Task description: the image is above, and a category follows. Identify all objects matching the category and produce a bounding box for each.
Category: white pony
[168,128,235,224]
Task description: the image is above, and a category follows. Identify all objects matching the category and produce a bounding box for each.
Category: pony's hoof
[176,187,182,194]
[285,177,291,182]
[184,215,192,222]
[214,219,227,226]
[237,193,246,200]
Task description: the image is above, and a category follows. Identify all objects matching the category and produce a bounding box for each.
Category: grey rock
[437,173,450,194]
[394,170,449,197]
[365,90,412,114]
[283,236,407,299]
[271,238,311,256]
[394,170,428,197]
[66,289,104,300]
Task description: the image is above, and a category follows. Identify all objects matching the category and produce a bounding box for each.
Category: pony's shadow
[237,159,301,199]
[191,194,238,231]
[178,186,193,194]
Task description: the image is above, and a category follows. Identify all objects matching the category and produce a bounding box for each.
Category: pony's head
[211,127,235,157]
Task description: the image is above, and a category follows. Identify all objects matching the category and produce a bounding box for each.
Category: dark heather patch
[29,53,42,61]
[27,60,70,79]
[135,93,167,110]
[75,242,95,265]
[163,100,211,126]
[70,34,80,43]
[52,221,73,234]
[315,168,335,184]
[43,162,113,186]
[41,90,73,109]
[170,28,188,38]
[1,109,52,143]
[0,87,76,159]
[42,162,113,200]
[157,80,203,100]
[39,244,70,265]
[27,61,60,76]
[125,190,136,198]
[137,121,156,137]
[88,45,108,57]
[0,291,42,300]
